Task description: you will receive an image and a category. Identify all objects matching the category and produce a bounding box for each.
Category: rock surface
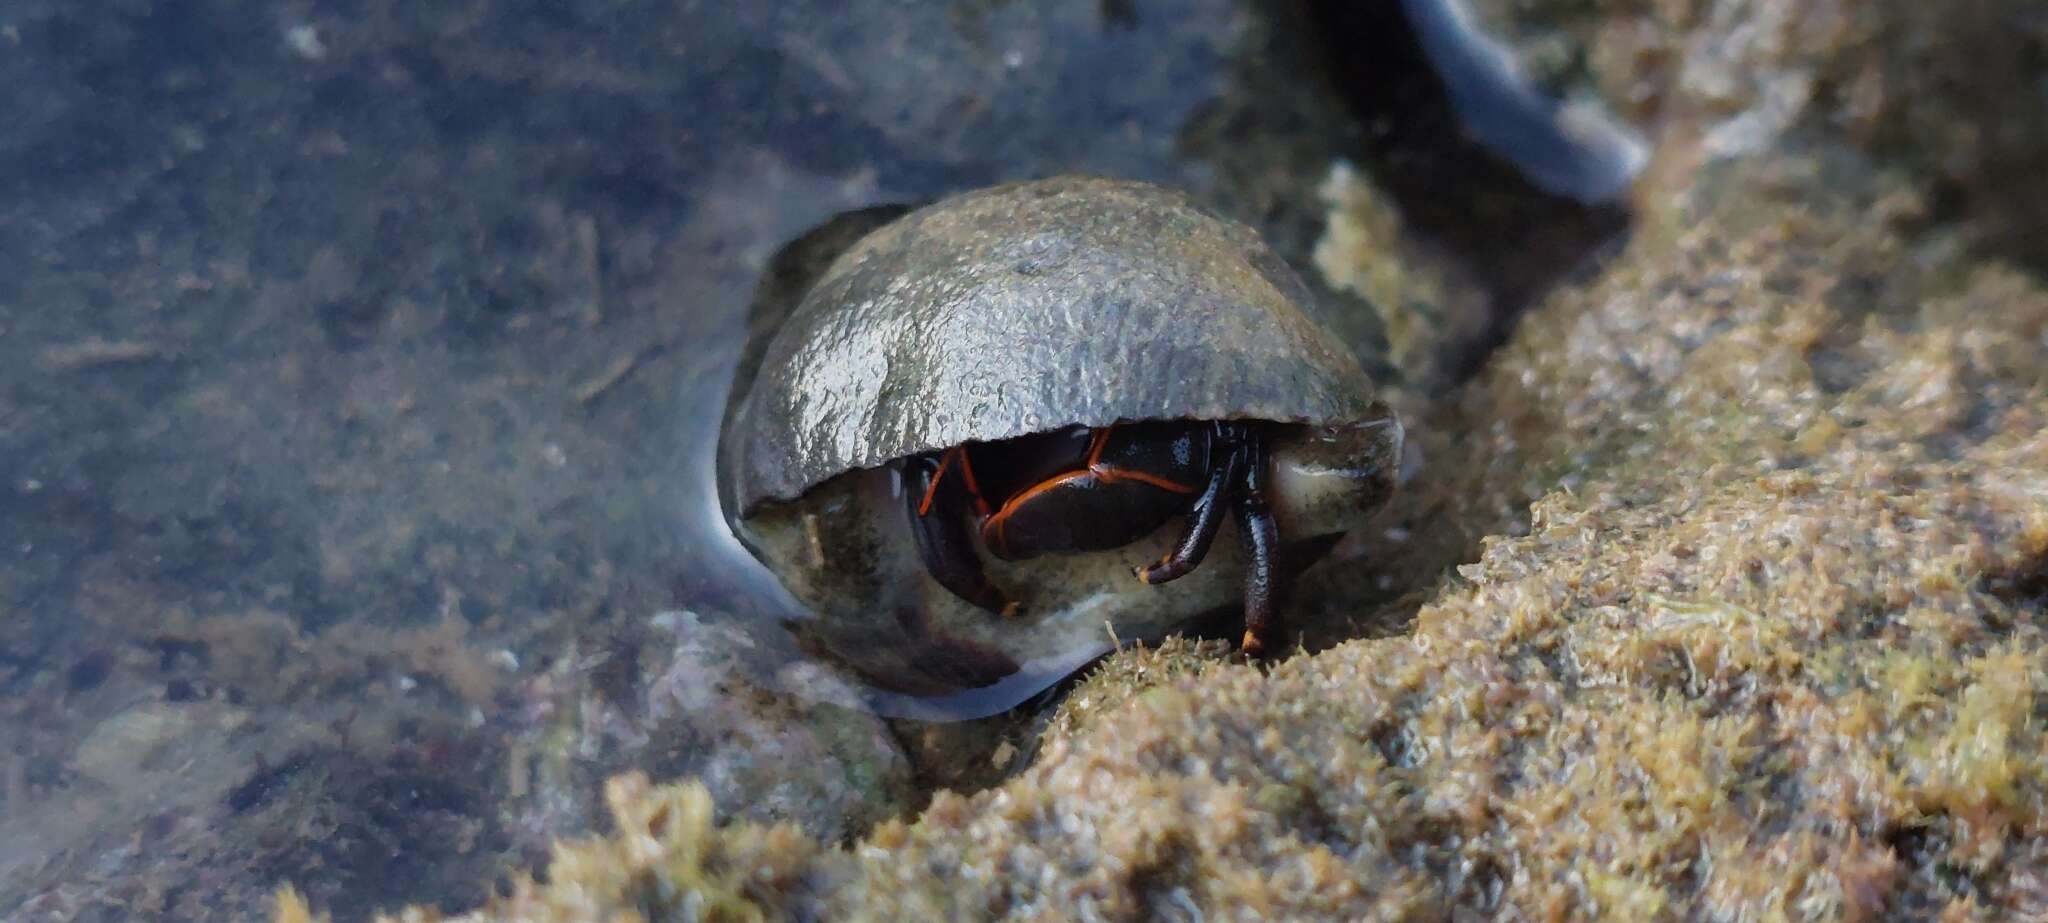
[1460,0,2048,272]
[298,134,2048,920]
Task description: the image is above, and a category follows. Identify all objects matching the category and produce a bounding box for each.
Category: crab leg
[1137,438,1241,585]
[900,455,1018,616]
[1233,434,1281,655]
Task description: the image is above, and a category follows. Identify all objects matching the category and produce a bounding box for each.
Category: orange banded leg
[918,447,991,518]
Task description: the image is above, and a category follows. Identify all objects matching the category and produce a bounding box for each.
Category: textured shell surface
[726,175,1381,512]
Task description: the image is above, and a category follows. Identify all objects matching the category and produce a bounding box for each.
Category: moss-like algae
[280,774,823,922]
[289,142,2048,921]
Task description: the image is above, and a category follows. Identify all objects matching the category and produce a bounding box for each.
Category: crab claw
[1267,415,1403,541]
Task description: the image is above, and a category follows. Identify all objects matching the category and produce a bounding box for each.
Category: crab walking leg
[1137,434,1242,585]
[1233,435,1282,655]
[899,456,1019,617]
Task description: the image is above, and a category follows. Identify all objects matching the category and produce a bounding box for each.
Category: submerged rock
[493,611,917,850]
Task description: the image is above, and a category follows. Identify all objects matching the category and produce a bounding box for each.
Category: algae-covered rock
[1460,0,2048,271]
[301,138,2048,920]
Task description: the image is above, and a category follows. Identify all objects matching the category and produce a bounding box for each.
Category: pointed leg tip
[1000,601,1022,618]
[1240,630,1265,657]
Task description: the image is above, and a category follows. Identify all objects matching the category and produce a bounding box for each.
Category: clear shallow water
[0,0,1632,917]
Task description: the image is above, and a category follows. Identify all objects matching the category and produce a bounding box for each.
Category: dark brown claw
[1138,426,1242,585]
[899,454,1018,616]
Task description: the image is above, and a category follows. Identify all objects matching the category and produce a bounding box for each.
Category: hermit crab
[719,176,1399,708]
